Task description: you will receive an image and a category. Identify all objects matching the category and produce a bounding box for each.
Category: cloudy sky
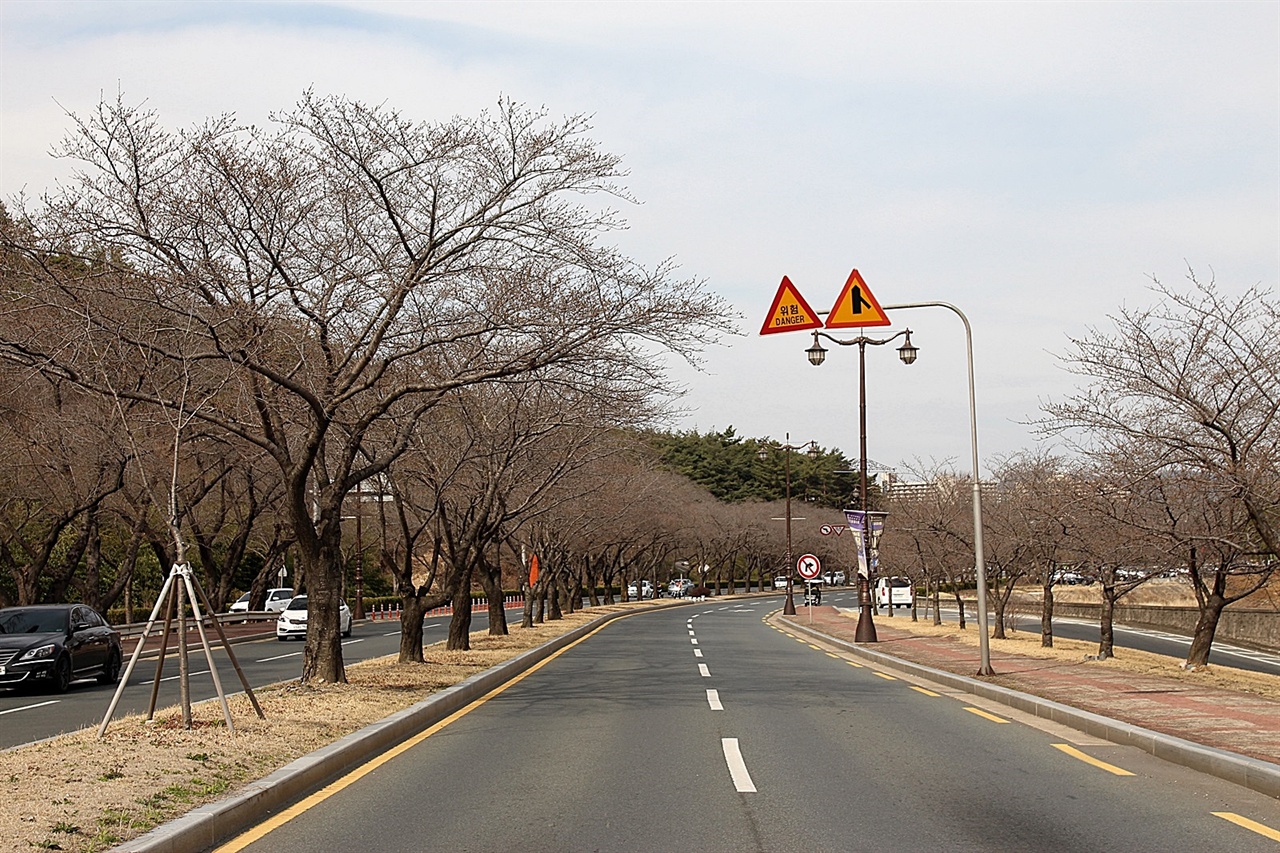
[3,1,1276,474]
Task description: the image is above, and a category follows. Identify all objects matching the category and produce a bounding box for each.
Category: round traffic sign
[796,553,822,580]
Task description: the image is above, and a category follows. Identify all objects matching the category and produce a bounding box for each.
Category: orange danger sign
[825,269,891,329]
[760,276,824,335]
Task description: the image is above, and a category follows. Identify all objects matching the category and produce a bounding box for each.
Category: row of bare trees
[882,276,1279,667]
[0,93,735,684]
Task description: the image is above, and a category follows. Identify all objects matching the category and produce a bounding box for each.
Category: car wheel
[97,649,122,685]
[50,655,72,694]
[342,620,352,638]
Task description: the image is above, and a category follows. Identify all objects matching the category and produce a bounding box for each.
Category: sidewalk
[779,605,1280,768]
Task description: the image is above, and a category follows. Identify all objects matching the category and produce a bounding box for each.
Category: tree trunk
[931,580,941,626]
[1098,585,1117,660]
[481,564,508,636]
[952,590,966,629]
[548,576,563,620]
[991,581,1015,640]
[521,581,537,629]
[447,577,474,651]
[1040,580,1055,648]
[301,529,347,684]
[399,595,428,663]
[1186,595,1226,668]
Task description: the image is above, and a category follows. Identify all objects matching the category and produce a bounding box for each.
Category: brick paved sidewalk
[781,605,1280,766]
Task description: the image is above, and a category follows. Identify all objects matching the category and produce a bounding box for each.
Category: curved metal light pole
[882,301,993,676]
[805,328,916,643]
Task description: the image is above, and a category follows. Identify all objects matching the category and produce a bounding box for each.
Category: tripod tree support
[98,564,266,739]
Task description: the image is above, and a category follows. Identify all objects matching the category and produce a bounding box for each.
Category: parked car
[874,576,914,609]
[230,587,294,614]
[821,570,847,586]
[773,575,790,589]
[626,580,655,600]
[667,578,694,597]
[276,596,353,640]
[0,604,122,692]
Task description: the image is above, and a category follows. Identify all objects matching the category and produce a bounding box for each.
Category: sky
[2,1,1277,476]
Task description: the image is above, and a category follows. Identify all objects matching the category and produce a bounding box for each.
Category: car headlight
[18,643,57,662]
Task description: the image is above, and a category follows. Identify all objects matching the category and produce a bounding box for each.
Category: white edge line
[0,700,60,716]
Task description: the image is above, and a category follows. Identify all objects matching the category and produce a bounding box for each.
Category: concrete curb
[112,603,692,853]
[780,615,1280,800]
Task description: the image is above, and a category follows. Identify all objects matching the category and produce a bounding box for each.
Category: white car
[276,595,353,640]
[773,576,790,589]
[667,578,694,597]
[626,580,655,599]
[821,570,847,586]
[230,587,294,614]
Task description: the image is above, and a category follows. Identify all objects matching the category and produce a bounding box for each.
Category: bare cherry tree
[1041,273,1279,662]
[1,93,731,683]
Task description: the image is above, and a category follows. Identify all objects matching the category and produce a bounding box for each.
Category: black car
[0,604,123,692]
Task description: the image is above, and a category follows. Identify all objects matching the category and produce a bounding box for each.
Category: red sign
[760,276,824,335]
[797,553,822,580]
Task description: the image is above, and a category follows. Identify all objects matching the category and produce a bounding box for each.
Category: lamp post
[758,434,820,616]
[805,327,917,642]
[882,300,993,675]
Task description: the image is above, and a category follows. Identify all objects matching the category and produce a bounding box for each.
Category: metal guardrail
[115,612,279,640]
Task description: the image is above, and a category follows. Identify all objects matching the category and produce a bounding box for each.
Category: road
[212,599,1277,852]
[0,607,518,751]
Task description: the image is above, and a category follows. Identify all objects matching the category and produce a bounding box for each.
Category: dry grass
[871,611,1280,700]
[0,603,648,853]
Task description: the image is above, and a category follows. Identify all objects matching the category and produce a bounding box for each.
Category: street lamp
[882,300,993,675]
[806,327,917,642]
[757,434,820,616]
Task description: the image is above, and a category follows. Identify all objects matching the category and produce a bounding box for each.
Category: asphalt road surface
[215,600,1279,853]
[0,607,519,750]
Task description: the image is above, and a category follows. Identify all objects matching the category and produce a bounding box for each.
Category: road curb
[111,602,692,853]
[779,614,1280,800]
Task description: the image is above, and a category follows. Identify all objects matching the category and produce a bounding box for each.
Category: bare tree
[1041,273,1279,662]
[1,94,732,683]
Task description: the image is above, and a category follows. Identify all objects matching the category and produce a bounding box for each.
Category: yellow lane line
[964,707,1009,723]
[1212,812,1280,841]
[872,672,897,681]
[213,616,627,852]
[846,661,864,668]
[910,686,940,697]
[1051,743,1134,776]
[825,652,839,659]
[808,644,823,650]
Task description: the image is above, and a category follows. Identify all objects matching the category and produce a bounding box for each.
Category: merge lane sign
[825,268,891,329]
[760,275,824,335]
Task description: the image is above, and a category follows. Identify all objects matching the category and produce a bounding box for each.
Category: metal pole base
[783,588,797,616]
[854,605,878,642]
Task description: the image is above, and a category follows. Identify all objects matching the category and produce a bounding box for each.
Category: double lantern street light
[756,436,820,616]
[805,327,917,643]
[802,301,994,675]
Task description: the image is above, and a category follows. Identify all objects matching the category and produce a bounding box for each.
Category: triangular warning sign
[825,269,891,329]
[760,276,824,335]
